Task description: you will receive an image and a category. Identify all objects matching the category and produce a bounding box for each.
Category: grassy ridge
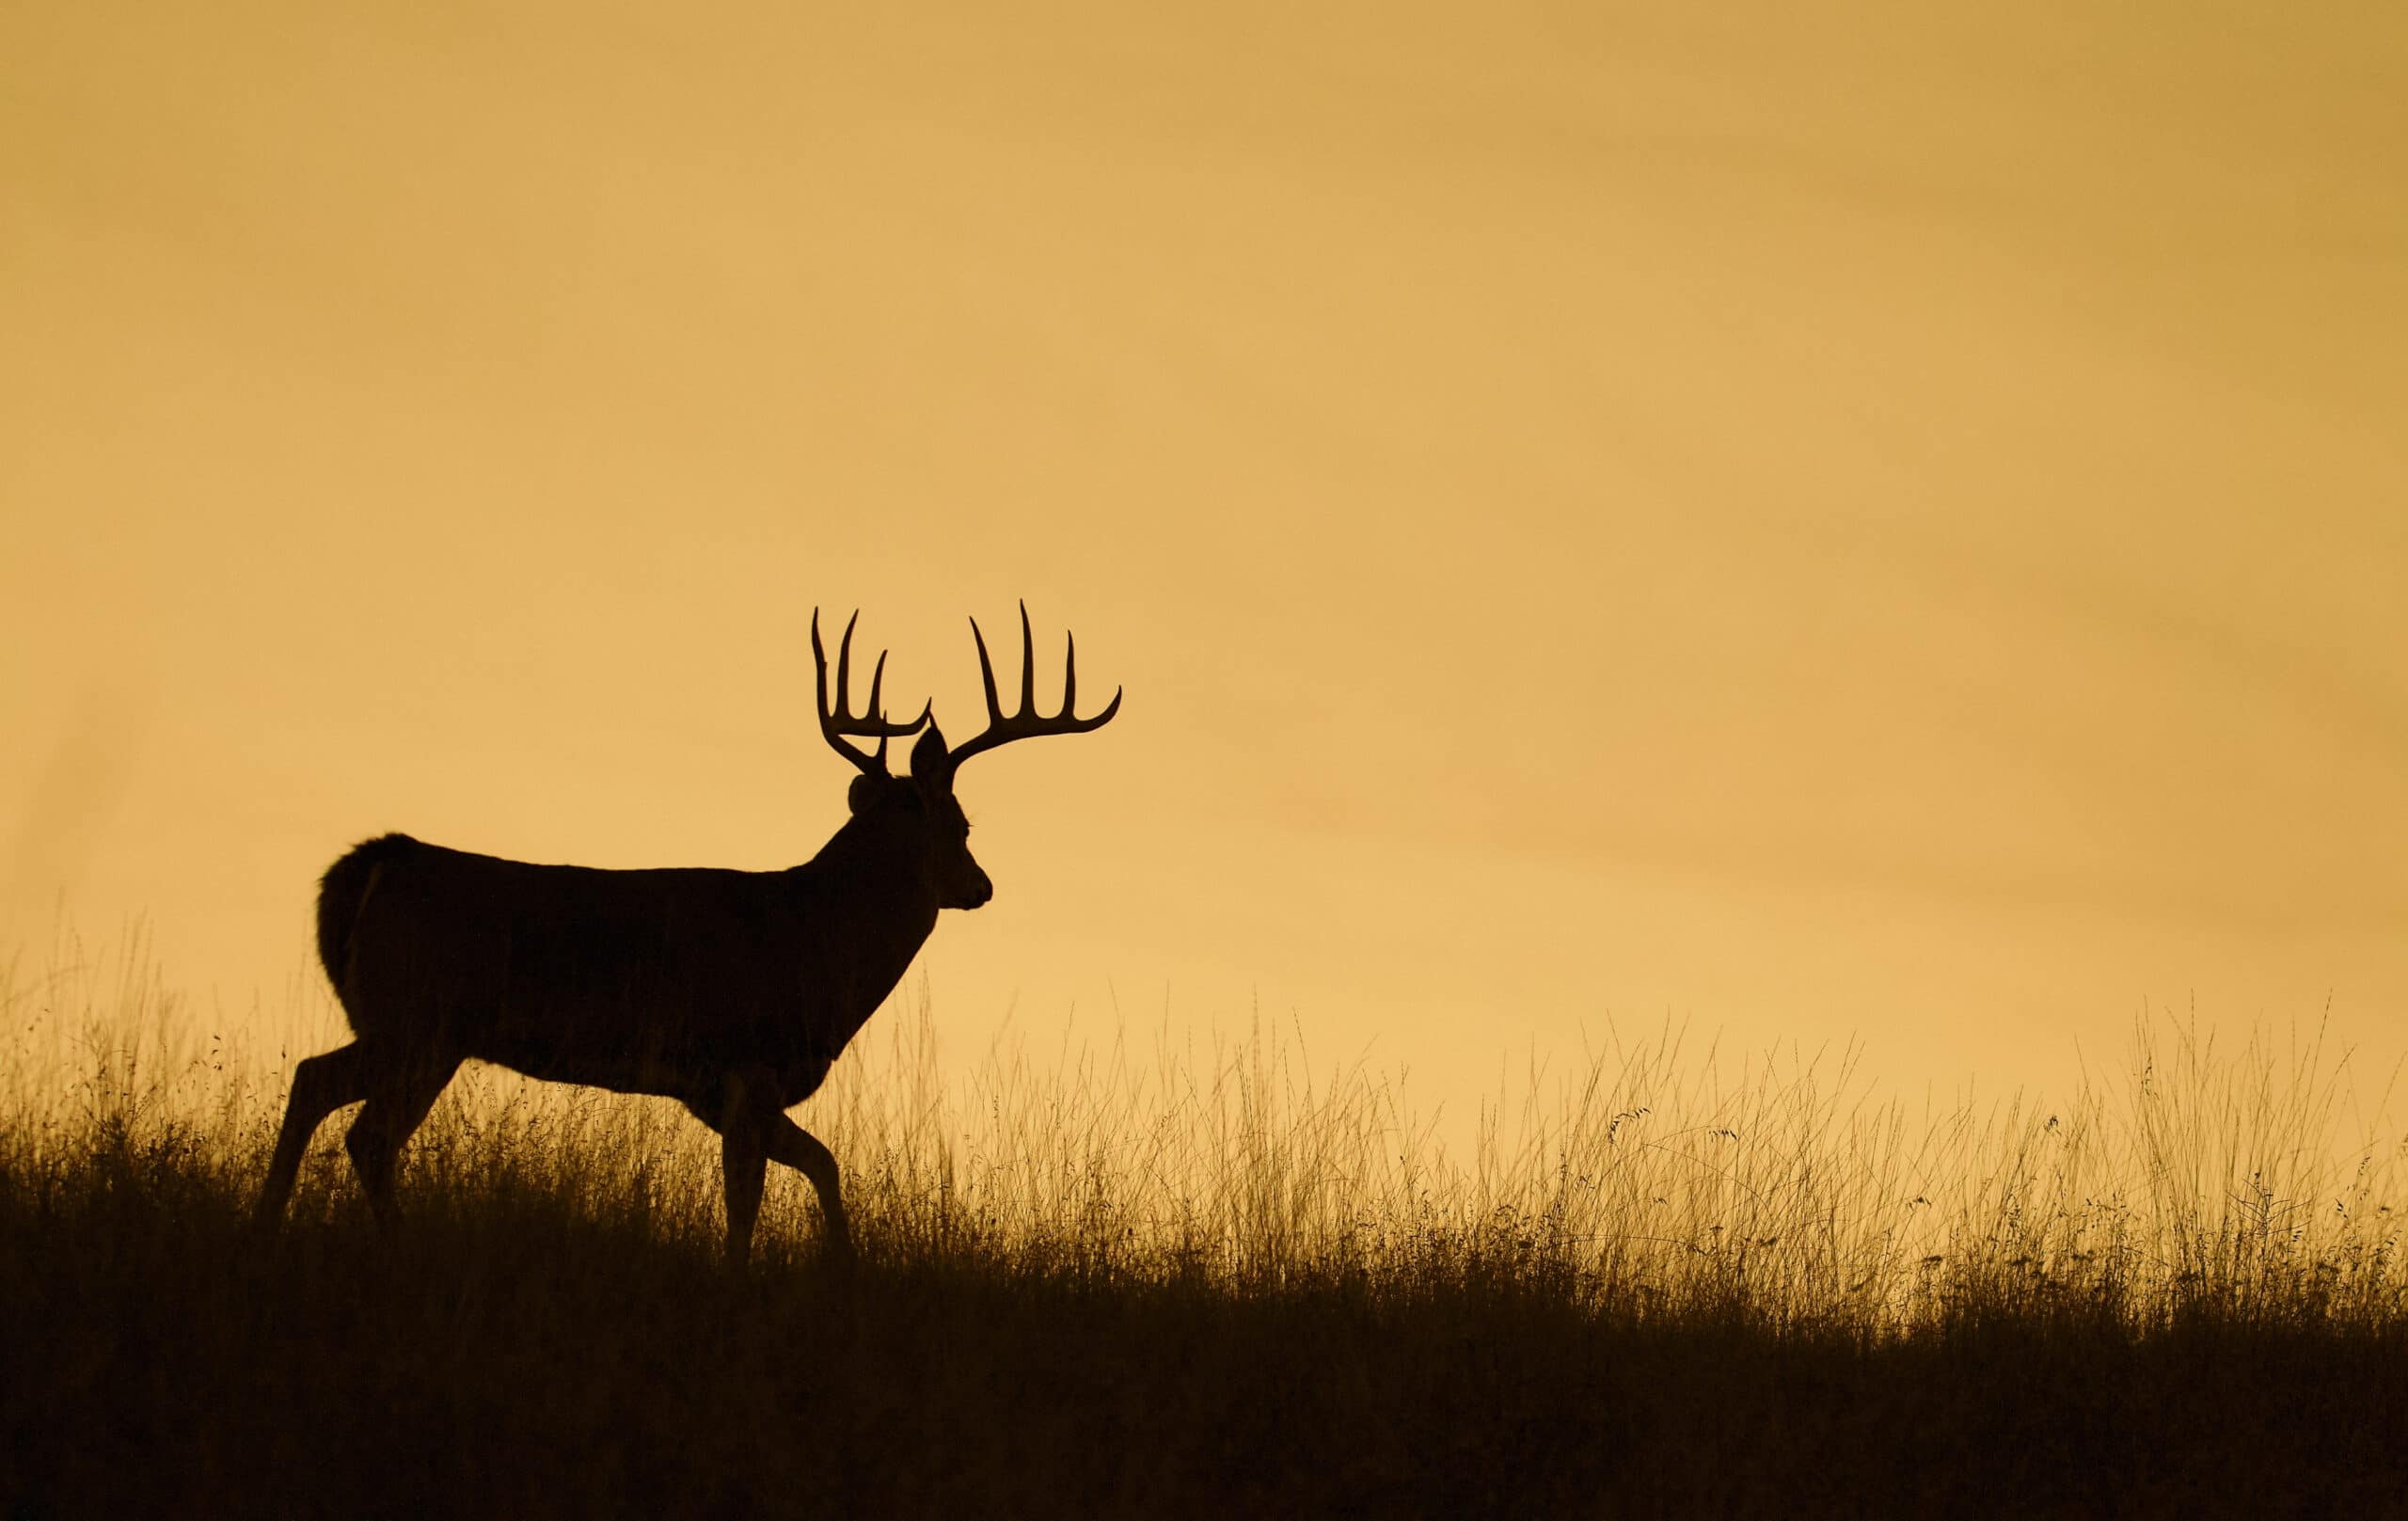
[5,941,2407,1516]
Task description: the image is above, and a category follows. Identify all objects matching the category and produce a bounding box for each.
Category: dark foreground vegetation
[5,950,2406,1516]
[7,1165,2407,1519]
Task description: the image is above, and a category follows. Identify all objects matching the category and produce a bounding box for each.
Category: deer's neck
[796,816,942,1026]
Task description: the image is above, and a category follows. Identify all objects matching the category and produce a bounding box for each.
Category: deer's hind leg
[255,1042,373,1227]
[343,1048,463,1234]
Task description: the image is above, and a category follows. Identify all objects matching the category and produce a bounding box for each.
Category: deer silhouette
[252,604,1120,1263]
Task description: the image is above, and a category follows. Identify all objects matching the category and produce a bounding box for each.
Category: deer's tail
[316,833,415,1006]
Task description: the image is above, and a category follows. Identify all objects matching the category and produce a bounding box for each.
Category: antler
[812,610,932,776]
[943,601,1122,774]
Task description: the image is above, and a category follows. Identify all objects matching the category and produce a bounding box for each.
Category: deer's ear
[847,773,882,816]
[909,724,951,786]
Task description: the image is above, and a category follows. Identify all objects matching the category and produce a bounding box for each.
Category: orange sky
[6,1,2405,1119]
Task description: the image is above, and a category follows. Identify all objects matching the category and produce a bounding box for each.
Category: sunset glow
[7,1,2404,1117]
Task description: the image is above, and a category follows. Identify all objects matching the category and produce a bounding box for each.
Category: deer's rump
[314,833,839,1092]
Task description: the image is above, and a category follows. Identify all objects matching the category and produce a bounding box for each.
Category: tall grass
[7,931,2402,1337]
[9,931,2408,1516]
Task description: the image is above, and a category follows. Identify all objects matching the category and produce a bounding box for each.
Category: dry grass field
[5,935,2405,1517]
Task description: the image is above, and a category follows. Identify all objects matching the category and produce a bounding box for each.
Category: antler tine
[812,609,832,717]
[1018,600,1037,717]
[1077,679,1124,730]
[835,610,856,720]
[811,608,931,777]
[971,614,1004,727]
[943,603,1123,774]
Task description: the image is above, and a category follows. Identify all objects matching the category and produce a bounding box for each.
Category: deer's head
[814,606,1121,911]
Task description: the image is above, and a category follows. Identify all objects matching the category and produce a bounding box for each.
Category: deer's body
[318,828,936,1109]
[253,605,1117,1263]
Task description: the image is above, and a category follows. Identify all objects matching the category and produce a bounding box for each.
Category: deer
[251,604,1120,1264]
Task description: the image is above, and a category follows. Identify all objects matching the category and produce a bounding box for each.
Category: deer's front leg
[715,1069,774,1265]
[761,1112,852,1266]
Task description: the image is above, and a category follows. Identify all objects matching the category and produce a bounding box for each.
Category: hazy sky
[6,1,2404,1115]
